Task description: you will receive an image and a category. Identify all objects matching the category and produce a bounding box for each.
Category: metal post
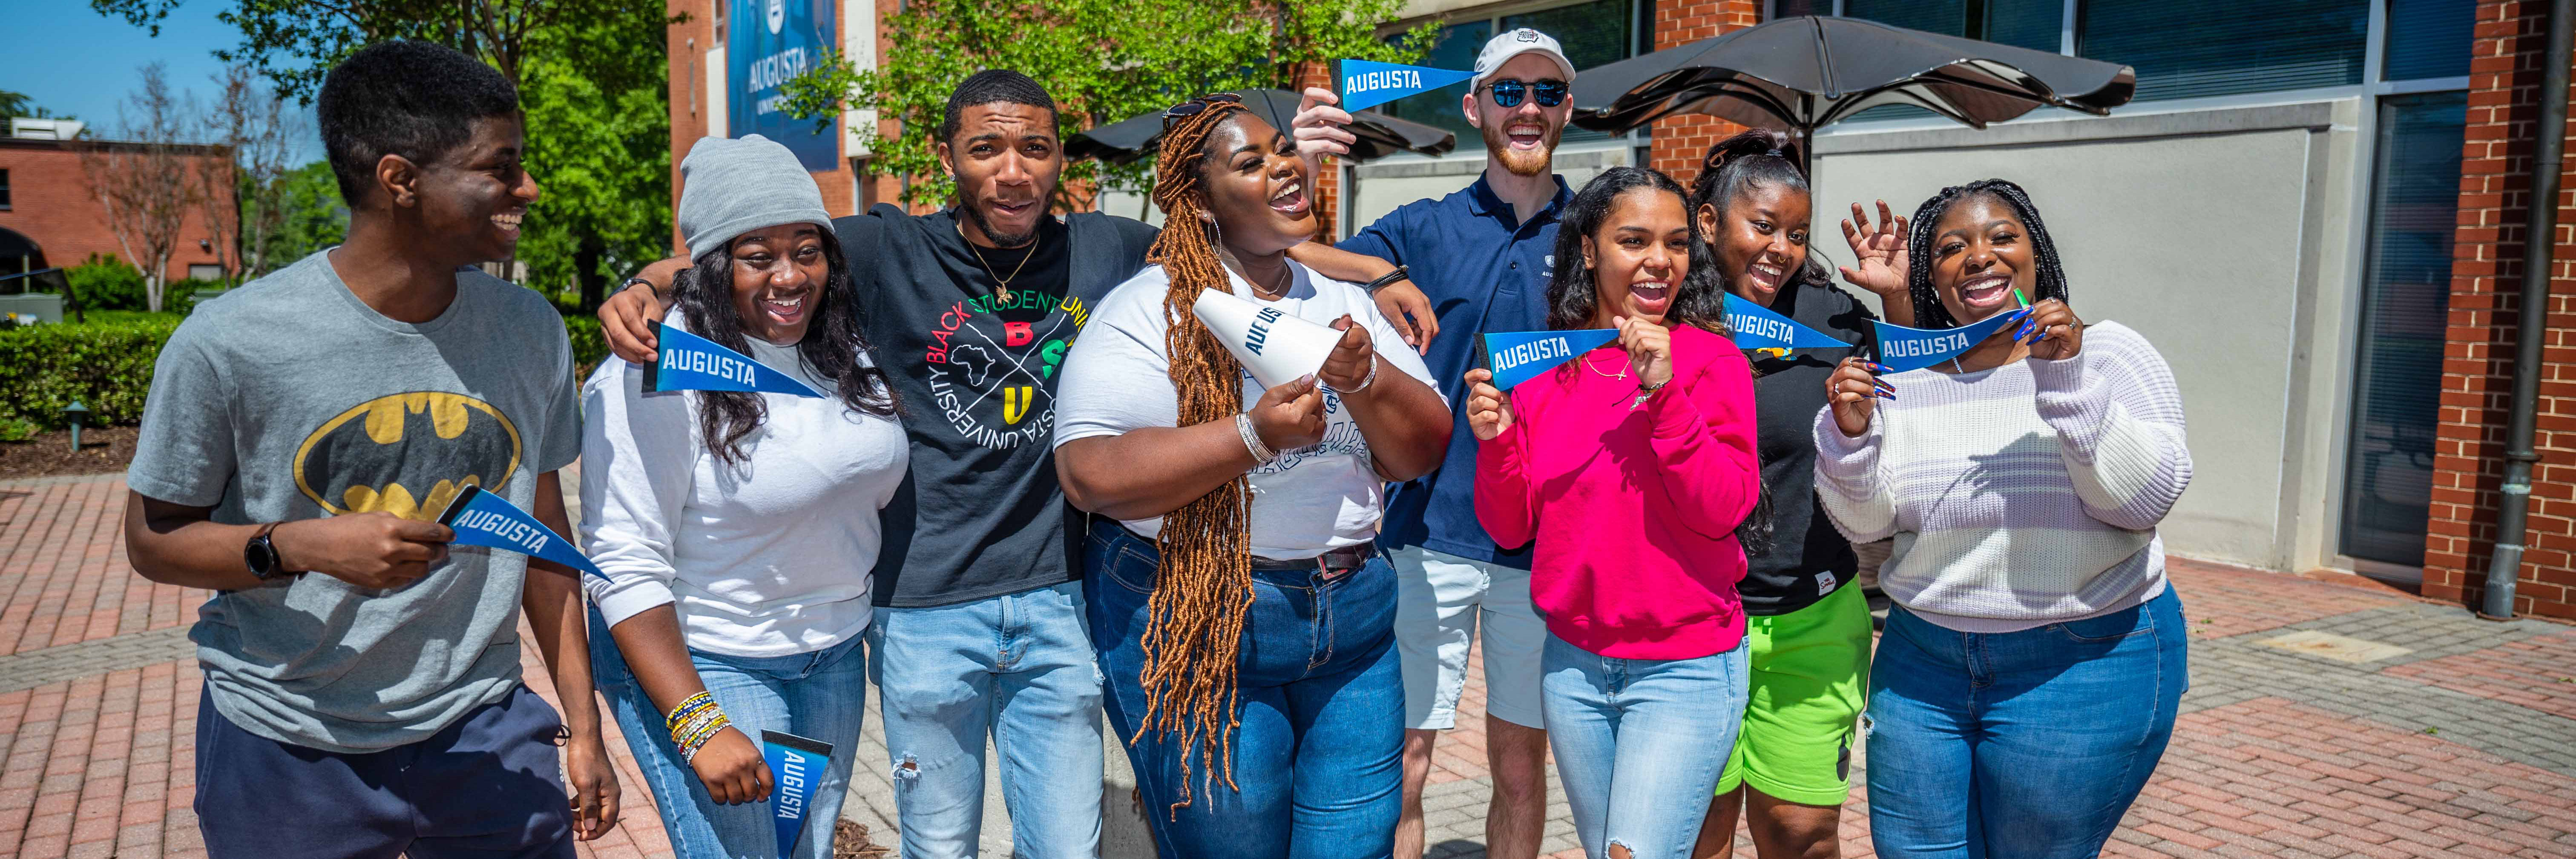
[2479,0,2575,621]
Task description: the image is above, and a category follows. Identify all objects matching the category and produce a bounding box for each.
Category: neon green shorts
[1716,581,1873,807]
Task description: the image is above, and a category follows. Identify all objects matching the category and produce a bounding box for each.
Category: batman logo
[293,392,523,520]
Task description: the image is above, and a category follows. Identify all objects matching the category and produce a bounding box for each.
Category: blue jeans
[865,581,1104,859]
[588,608,867,859]
[1864,587,2189,859]
[1542,633,1750,859]
[1083,519,1404,859]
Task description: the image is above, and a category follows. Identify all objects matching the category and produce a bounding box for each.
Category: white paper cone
[1190,287,1343,391]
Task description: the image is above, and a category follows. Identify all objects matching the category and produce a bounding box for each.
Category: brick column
[1645,0,1763,178]
[1296,60,1343,242]
[2424,0,2576,620]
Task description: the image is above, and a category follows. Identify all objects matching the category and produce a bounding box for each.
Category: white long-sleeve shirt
[579,327,908,657]
[1811,321,2192,632]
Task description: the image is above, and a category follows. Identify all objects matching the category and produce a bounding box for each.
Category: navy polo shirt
[1337,174,1571,569]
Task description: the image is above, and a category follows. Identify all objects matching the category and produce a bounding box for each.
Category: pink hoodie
[1475,323,1761,660]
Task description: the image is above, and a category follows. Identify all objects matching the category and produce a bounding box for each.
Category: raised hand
[275,512,453,590]
[2017,298,2085,361]
[1250,374,1329,452]
[1462,369,1515,441]
[1317,315,1378,392]
[1292,87,1358,174]
[1826,357,1896,437]
[1838,199,1910,302]
[1614,316,1675,390]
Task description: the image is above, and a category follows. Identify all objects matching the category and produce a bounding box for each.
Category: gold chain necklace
[1580,350,1627,381]
[960,224,1038,303]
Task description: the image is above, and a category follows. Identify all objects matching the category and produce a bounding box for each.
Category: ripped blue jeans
[865,581,1105,859]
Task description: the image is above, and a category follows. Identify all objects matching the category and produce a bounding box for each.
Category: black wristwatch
[622,275,658,294]
[1362,265,1410,291]
[244,522,290,581]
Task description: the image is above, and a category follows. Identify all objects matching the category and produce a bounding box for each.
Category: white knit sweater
[1811,321,2192,632]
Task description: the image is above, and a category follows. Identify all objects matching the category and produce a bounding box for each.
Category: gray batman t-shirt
[126,249,581,753]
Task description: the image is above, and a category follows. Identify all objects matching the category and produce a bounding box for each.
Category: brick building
[0,124,235,287]
[2426,0,2576,620]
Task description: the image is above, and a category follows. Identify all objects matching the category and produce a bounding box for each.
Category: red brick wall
[2424,0,2576,620]
[1645,0,1762,178]
[0,142,232,284]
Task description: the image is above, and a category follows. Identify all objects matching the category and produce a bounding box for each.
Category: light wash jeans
[1084,519,1404,859]
[1864,587,2188,859]
[1541,633,1751,859]
[865,581,1104,859]
[587,607,867,859]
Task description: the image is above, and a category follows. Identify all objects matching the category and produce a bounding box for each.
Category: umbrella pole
[1796,126,1817,185]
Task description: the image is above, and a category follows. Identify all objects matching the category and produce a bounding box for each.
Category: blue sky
[2,1,320,161]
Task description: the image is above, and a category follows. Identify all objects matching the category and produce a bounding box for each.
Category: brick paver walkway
[4,473,2573,859]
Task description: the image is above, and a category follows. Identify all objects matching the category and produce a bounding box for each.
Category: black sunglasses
[1162,92,1245,128]
[1484,78,1569,108]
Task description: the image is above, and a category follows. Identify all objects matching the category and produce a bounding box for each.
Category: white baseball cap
[1472,28,1577,91]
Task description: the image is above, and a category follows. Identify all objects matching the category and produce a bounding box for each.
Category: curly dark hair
[670,233,900,465]
[1903,179,2070,328]
[317,40,520,207]
[1688,129,1835,296]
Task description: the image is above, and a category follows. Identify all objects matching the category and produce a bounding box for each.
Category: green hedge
[0,313,606,427]
[0,317,179,426]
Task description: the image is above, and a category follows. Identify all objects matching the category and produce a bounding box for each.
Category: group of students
[119,27,2191,859]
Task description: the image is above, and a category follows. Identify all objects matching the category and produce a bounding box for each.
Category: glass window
[1379,0,1641,152]
[0,169,10,210]
[2385,0,2475,81]
[1771,0,1826,16]
[1837,0,2062,121]
[2079,0,2368,101]
[2340,91,2467,566]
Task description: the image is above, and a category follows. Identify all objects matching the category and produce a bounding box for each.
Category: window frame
[1771,0,2469,129]
[0,168,11,211]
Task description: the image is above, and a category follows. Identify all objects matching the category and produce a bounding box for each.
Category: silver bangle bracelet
[1343,355,1380,394]
[1236,412,1277,465]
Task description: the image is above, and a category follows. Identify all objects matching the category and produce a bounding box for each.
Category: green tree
[90,0,631,101]
[778,0,1432,208]
[247,161,349,275]
[515,12,673,310]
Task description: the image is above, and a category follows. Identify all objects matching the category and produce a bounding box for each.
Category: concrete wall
[1808,99,2368,572]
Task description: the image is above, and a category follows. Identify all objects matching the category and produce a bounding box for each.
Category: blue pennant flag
[643,322,824,398]
[1722,294,1852,352]
[1477,329,1621,390]
[764,731,835,859]
[1872,308,2032,373]
[436,485,607,579]
[1338,59,1479,112]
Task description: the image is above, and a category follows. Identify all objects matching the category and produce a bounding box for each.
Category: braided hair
[1903,179,2069,329]
[1689,129,1836,297]
[669,236,900,465]
[1134,95,1257,816]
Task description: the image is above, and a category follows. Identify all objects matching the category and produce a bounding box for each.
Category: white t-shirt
[1054,261,1436,559]
[579,321,908,657]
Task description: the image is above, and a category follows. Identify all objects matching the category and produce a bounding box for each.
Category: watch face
[245,536,276,577]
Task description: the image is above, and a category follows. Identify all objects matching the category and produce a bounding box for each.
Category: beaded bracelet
[677,711,733,763]
[664,690,717,732]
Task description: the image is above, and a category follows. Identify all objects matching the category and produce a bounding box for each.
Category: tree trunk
[575,235,607,311]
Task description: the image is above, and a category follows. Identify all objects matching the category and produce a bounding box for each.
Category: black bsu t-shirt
[839,207,1157,607]
[1742,278,1877,616]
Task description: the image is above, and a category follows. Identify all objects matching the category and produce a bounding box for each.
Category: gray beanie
[677,135,836,259]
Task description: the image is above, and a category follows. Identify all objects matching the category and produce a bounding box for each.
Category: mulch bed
[0,425,139,481]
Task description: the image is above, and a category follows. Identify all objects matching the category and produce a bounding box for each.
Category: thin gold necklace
[960,224,1037,303]
[1580,350,1627,381]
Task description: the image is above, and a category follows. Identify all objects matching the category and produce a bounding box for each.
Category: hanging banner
[1337,59,1480,112]
[643,322,826,398]
[729,0,839,170]
[763,731,836,859]
[436,485,607,579]
[1872,308,2031,373]
[1722,294,1852,351]
[1476,329,1622,390]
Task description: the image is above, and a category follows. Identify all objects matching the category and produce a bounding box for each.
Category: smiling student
[1053,94,1449,859]
[1466,166,1764,859]
[1816,179,2193,859]
[581,135,906,859]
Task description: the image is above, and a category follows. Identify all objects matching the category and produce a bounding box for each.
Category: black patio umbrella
[1572,16,2135,170]
[1067,88,1456,166]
